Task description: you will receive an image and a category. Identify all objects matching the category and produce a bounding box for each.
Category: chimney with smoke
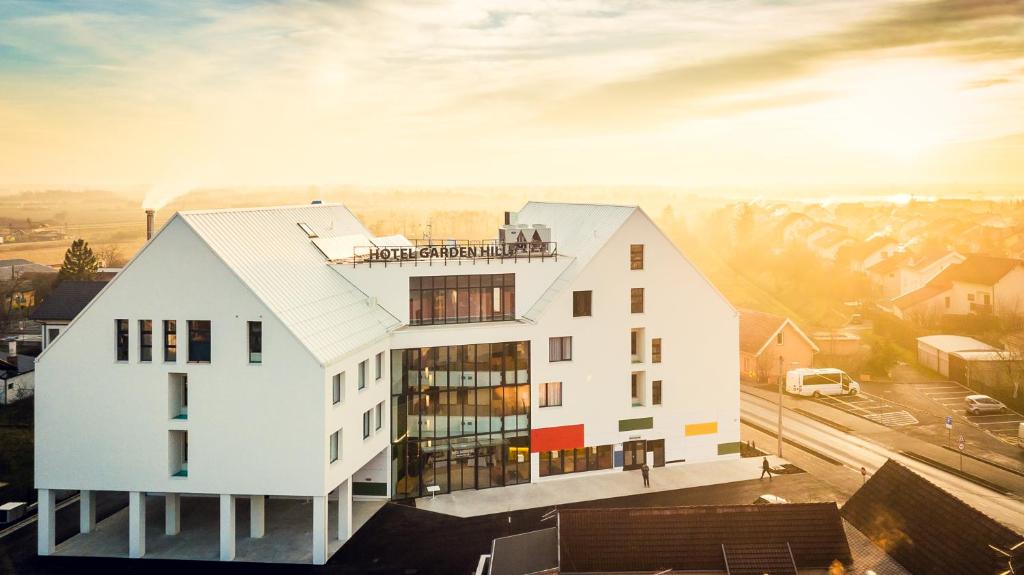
[146,209,155,241]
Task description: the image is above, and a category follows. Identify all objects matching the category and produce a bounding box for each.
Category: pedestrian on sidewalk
[760,456,773,480]
[641,462,651,487]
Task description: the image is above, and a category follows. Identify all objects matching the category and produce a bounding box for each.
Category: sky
[0,0,1022,195]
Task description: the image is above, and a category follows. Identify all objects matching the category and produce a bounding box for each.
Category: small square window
[539,382,562,407]
[548,336,572,362]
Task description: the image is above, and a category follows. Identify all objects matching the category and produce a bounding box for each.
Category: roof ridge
[178,202,343,216]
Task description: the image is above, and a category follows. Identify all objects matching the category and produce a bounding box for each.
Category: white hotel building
[35,202,739,564]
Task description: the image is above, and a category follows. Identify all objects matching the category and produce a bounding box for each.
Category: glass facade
[408,274,515,326]
[391,341,530,498]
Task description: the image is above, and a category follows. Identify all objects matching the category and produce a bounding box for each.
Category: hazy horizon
[1,0,1023,194]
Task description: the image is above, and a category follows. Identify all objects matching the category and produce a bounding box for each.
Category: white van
[786,368,860,397]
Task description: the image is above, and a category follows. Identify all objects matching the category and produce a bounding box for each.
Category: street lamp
[777,355,784,457]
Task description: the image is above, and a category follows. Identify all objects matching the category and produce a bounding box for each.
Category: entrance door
[622,440,646,470]
[648,439,665,467]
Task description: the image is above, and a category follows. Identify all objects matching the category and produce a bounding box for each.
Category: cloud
[538,0,1024,129]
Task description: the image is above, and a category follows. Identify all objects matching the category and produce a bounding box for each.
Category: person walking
[641,462,651,487]
[761,456,773,480]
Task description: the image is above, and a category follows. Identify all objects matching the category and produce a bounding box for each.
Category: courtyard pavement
[415,454,786,517]
[53,494,385,564]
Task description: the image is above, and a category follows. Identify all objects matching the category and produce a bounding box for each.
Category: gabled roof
[0,259,56,281]
[557,503,851,573]
[867,251,913,274]
[842,460,1021,575]
[29,280,108,322]
[892,255,1022,309]
[516,202,636,321]
[838,235,898,262]
[917,334,996,354]
[739,308,819,355]
[179,204,401,365]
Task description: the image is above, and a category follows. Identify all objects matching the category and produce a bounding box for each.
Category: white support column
[250,495,265,538]
[80,489,96,534]
[219,494,236,561]
[37,489,55,556]
[165,493,180,535]
[312,495,328,565]
[128,491,146,559]
[337,479,352,542]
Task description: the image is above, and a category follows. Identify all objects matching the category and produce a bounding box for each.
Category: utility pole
[777,355,784,457]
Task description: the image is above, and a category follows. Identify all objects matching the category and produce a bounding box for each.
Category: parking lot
[812,390,919,427]
[913,382,1024,446]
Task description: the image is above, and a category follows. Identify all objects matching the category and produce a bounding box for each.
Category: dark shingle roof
[557,503,851,573]
[723,542,797,575]
[842,460,1022,575]
[29,280,108,321]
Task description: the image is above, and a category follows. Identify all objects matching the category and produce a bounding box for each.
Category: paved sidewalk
[415,455,785,517]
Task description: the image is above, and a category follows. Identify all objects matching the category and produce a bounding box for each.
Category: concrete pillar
[337,479,352,542]
[128,491,146,558]
[165,493,180,535]
[80,489,96,534]
[250,495,265,538]
[219,494,236,561]
[37,489,56,556]
[312,495,328,565]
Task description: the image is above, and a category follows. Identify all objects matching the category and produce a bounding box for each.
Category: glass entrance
[623,440,646,470]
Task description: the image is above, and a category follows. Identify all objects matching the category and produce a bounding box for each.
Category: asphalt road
[742,390,1024,533]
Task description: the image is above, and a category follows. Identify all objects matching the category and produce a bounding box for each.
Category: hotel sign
[355,241,556,263]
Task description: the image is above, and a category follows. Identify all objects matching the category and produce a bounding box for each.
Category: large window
[409,274,515,326]
[362,409,371,439]
[330,430,340,463]
[187,320,211,363]
[164,320,177,362]
[358,360,368,389]
[332,372,345,404]
[539,382,562,407]
[573,291,592,317]
[631,288,644,313]
[116,319,129,361]
[548,336,572,362]
[248,321,262,364]
[139,320,152,362]
[540,445,613,477]
[630,244,644,270]
[391,341,531,498]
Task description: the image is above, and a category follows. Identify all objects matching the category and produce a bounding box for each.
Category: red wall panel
[531,424,585,452]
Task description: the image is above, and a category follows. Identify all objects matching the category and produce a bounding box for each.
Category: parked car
[753,494,788,505]
[964,394,1006,415]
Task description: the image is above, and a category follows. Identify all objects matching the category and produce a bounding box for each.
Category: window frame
[573,290,592,317]
[358,359,368,390]
[139,320,152,363]
[163,320,177,362]
[329,430,340,463]
[115,319,129,362]
[652,380,663,405]
[630,244,644,270]
[539,381,563,408]
[375,401,383,430]
[375,352,383,380]
[362,409,371,439]
[187,320,212,364]
[652,338,662,363]
[408,273,516,326]
[548,336,572,362]
[332,372,344,405]
[776,331,784,345]
[630,287,644,314]
[248,321,262,364]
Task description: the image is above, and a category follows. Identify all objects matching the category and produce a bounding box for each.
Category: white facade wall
[35,218,329,497]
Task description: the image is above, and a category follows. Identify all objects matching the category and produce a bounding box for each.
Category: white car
[965,394,1005,415]
[753,494,788,505]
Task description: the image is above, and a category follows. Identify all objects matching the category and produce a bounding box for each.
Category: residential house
[892,255,1024,323]
[776,212,815,244]
[811,229,855,261]
[739,308,819,382]
[837,235,899,272]
[868,248,964,299]
[29,280,109,349]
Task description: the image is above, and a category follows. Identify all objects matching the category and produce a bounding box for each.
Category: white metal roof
[916,335,997,354]
[516,202,636,321]
[180,204,400,366]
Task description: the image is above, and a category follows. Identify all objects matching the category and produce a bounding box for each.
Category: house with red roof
[892,255,1024,323]
[739,308,819,382]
